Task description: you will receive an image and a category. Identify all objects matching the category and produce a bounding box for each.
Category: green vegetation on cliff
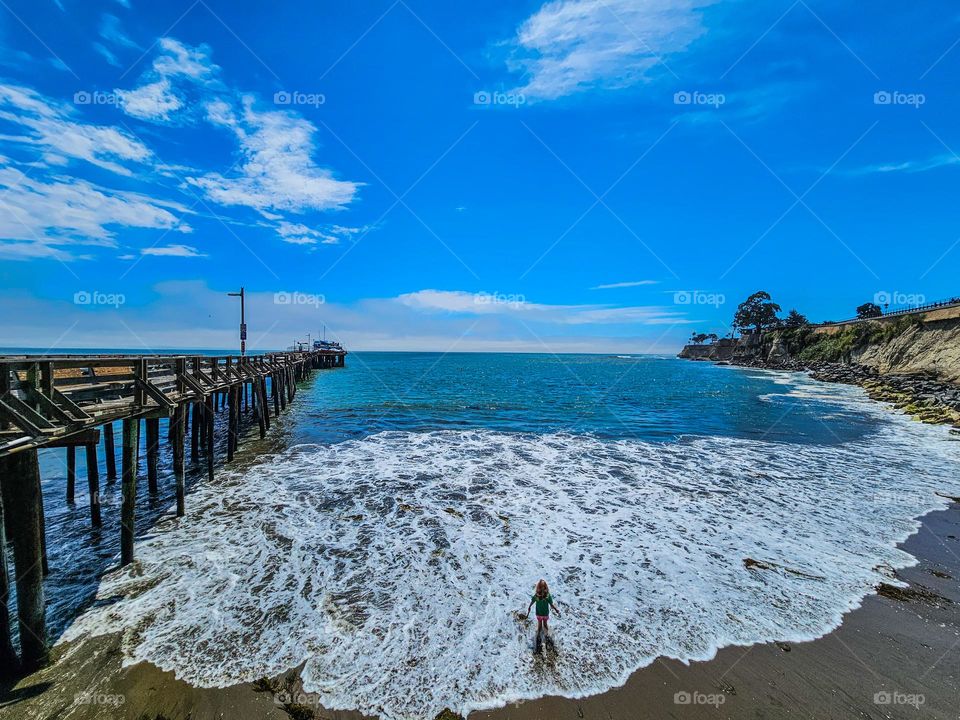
[788,316,923,362]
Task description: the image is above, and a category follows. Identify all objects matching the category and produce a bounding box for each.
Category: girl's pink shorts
[536,615,548,622]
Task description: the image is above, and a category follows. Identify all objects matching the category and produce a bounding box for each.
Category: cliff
[849,316,960,383]
[677,314,959,382]
[677,309,960,427]
[677,337,737,361]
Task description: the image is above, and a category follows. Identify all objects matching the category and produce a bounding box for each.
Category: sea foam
[62,376,960,719]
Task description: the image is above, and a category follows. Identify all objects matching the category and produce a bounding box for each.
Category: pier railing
[0,348,346,675]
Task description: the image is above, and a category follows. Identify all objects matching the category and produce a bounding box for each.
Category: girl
[525,579,560,638]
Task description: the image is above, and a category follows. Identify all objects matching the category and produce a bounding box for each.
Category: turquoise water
[290,352,874,444]
[30,353,960,719]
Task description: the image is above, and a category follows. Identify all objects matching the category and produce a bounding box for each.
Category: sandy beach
[2,500,957,720]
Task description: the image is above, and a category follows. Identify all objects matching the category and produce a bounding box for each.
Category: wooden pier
[0,348,346,675]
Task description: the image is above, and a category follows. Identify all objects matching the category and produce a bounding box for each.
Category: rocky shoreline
[721,356,960,429]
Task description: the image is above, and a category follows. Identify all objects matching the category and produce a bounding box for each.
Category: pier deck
[0,348,346,675]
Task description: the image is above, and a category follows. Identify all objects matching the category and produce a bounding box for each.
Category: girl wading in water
[524,579,560,651]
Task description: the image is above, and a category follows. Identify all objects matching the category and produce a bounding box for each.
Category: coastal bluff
[680,304,960,381]
[677,337,738,362]
[678,306,960,428]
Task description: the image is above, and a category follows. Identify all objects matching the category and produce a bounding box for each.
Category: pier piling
[104,422,117,481]
[0,449,49,671]
[191,401,201,464]
[146,418,159,494]
[172,403,186,517]
[227,385,237,462]
[205,394,214,483]
[0,492,20,677]
[120,418,139,566]
[65,446,76,503]
[85,442,101,527]
[260,377,270,431]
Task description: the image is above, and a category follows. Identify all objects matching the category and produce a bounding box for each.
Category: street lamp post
[227,287,246,356]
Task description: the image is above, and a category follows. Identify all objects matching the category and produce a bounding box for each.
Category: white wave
[62,396,960,720]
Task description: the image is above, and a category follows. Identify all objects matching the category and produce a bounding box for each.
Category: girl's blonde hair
[535,579,549,598]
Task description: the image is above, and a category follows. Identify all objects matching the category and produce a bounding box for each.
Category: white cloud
[509,0,716,100]
[846,153,960,176]
[141,243,206,257]
[0,83,151,175]
[188,97,360,215]
[154,37,217,80]
[121,79,183,121]
[115,39,361,217]
[0,164,192,260]
[275,221,334,245]
[116,38,218,122]
[100,14,140,50]
[0,39,361,264]
[93,42,121,67]
[274,220,370,245]
[592,280,659,289]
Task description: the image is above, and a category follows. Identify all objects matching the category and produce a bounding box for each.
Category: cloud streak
[591,280,659,289]
[508,0,716,100]
[0,83,151,175]
[845,153,960,176]
[396,289,690,325]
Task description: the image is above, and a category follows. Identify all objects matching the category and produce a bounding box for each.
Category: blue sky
[0,0,958,352]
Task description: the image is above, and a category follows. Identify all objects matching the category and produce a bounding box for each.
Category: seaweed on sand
[876,582,952,605]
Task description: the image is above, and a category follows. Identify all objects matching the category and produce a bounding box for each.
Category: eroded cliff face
[851,317,960,383]
[678,314,960,385]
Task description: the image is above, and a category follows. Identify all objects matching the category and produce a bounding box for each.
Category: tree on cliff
[784,309,808,327]
[856,302,882,319]
[733,291,782,336]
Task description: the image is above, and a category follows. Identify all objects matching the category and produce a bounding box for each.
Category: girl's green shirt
[532,593,553,616]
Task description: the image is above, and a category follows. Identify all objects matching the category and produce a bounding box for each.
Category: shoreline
[2,503,957,720]
[474,506,960,720]
[710,356,960,429]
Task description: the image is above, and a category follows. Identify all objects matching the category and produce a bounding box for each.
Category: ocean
[29,353,960,719]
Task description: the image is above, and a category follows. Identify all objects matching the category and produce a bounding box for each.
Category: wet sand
[2,504,958,720]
